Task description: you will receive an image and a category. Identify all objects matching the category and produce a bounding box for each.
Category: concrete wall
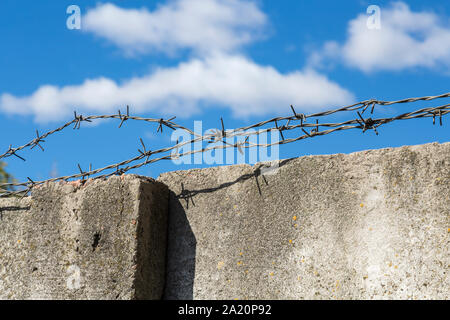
[0,175,168,299]
[0,142,448,299]
[158,142,449,300]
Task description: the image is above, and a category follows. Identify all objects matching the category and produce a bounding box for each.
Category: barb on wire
[73,111,92,129]
[138,138,152,163]
[157,116,176,133]
[1,92,449,198]
[274,120,285,140]
[312,119,320,134]
[431,110,444,126]
[30,130,45,151]
[6,145,26,161]
[78,164,88,181]
[290,105,306,124]
[356,111,379,135]
[236,136,249,155]
[301,128,312,137]
[220,117,226,139]
[118,105,130,128]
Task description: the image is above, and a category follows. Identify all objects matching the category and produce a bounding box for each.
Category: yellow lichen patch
[217,261,225,270]
[17,240,21,244]
[360,203,364,208]
[237,261,243,266]
[289,239,293,244]
[394,265,398,269]
[388,262,392,267]
[239,252,243,256]
[301,259,305,263]
[269,272,274,277]
[233,205,237,209]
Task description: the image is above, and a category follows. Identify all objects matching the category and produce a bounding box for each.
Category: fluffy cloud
[83,0,267,55]
[0,54,354,123]
[0,0,355,122]
[310,2,450,72]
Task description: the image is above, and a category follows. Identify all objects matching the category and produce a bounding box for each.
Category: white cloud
[0,54,354,123]
[310,2,450,73]
[83,0,267,56]
[0,1,356,122]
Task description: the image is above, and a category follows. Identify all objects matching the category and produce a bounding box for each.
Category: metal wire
[1,92,449,197]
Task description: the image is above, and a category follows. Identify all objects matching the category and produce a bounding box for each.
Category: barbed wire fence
[1,92,449,198]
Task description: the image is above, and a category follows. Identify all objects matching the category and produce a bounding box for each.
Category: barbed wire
[1,92,449,198]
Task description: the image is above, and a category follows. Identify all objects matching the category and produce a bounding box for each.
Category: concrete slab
[0,175,168,299]
[159,142,449,299]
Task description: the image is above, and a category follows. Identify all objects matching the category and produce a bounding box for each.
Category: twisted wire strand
[1,93,449,197]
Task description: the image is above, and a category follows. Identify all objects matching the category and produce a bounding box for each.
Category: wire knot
[73,111,92,129]
[356,111,378,135]
[118,105,130,128]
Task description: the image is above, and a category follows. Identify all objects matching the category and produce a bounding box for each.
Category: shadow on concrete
[175,158,295,201]
[163,191,197,300]
[162,159,296,299]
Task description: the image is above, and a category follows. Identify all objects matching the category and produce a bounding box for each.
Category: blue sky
[1,0,449,185]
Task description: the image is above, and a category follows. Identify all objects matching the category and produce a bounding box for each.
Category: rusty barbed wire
[0,92,449,197]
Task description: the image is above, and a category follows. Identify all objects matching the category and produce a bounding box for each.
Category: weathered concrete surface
[159,142,449,300]
[0,175,168,299]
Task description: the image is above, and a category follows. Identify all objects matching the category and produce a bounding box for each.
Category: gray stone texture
[0,175,168,299]
[158,142,449,300]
